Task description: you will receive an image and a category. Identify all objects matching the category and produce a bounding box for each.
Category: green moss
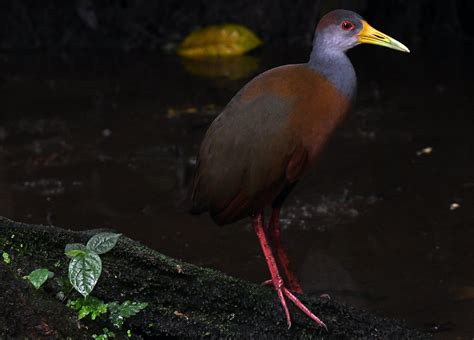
[0,216,430,339]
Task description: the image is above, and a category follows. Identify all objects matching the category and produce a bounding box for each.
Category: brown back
[191,64,350,225]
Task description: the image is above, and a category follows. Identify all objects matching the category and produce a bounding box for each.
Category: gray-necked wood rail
[190,9,409,329]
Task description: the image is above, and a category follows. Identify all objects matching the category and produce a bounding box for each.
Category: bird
[190,9,409,329]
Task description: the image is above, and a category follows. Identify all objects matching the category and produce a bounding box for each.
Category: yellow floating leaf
[177,24,262,58]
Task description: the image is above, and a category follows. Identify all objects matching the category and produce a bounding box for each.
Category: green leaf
[26,268,54,289]
[86,233,121,254]
[66,249,87,257]
[2,252,11,264]
[178,24,262,58]
[92,328,115,340]
[68,297,108,320]
[65,243,87,258]
[109,300,148,328]
[68,251,102,297]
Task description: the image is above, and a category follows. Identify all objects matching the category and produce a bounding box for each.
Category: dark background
[1,0,474,51]
[0,1,473,339]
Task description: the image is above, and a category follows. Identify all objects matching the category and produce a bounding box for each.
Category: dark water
[0,44,473,338]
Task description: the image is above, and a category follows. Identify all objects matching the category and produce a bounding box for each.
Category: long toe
[274,284,292,328]
[283,287,327,330]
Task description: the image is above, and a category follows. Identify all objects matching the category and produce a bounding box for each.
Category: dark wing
[190,78,302,225]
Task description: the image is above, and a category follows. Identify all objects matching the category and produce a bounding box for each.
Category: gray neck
[308,35,357,100]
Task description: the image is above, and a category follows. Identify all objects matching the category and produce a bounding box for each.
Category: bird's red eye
[341,20,354,31]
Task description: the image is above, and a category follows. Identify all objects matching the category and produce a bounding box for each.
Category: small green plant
[67,296,148,328]
[68,296,108,320]
[108,301,148,328]
[92,327,116,340]
[65,232,121,297]
[24,268,54,289]
[2,251,11,264]
[63,232,148,336]
[12,232,148,337]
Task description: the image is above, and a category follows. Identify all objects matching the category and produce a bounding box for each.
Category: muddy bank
[0,216,429,338]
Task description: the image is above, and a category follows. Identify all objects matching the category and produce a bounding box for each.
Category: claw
[283,288,327,330]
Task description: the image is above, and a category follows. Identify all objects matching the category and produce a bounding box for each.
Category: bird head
[316,9,410,53]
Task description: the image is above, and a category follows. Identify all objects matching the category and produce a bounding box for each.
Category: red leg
[253,214,326,329]
[268,208,304,294]
[254,214,292,328]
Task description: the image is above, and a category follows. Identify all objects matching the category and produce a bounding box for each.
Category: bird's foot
[272,278,292,328]
[283,287,327,330]
[265,278,327,330]
[253,214,325,330]
[265,281,330,300]
[261,278,304,294]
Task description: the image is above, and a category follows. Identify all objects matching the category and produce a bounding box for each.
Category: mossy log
[0,216,429,338]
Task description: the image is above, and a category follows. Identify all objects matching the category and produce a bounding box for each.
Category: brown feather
[191,64,350,225]
[286,144,308,182]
